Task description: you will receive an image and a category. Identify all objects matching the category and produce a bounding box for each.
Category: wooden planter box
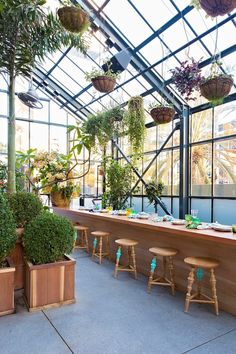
[0,258,15,316]
[10,228,24,289]
[24,255,76,311]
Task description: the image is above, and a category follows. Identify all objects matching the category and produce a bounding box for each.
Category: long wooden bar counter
[54,208,236,315]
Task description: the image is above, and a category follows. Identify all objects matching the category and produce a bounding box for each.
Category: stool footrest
[116,265,135,272]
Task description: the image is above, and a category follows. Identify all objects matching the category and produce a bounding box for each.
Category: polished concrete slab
[0,250,236,354]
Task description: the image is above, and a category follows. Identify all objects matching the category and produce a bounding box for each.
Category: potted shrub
[85,66,120,93]
[0,194,17,316]
[199,61,234,105]
[23,211,75,311]
[57,1,90,34]
[170,58,202,101]
[145,180,165,213]
[191,0,236,17]
[149,102,175,124]
[7,192,43,289]
[124,96,146,156]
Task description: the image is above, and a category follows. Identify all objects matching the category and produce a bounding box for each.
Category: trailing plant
[7,192,43,228]
[170,58,202,101]
[0,0,90,193]
[104,160,134,210]
[24,211,74,265]
[124,96,146,156]
[145,180,165,213]
[0,194,16,265]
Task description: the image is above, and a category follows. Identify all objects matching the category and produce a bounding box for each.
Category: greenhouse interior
[0,1,236,353]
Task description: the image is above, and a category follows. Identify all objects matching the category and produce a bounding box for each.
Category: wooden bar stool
[74,225,89,253]
[184,256,220,315]
[147,247,178,295]
[91,231,110,264]
[114,239,138,279]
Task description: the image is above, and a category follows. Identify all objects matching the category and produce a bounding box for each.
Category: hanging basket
[58,6,90,33]
[200,76,233,102]
[51,191,71,208]
[91,76,116,93]
[150,107,175,124]
[199,0,236,17]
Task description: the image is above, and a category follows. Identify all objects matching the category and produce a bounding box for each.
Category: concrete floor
[1,250,236,354]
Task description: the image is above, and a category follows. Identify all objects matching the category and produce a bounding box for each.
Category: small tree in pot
[0,194,17,316]
[24,211,75,311]
[145,180,165,213]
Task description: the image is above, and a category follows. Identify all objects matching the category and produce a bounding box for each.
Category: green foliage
[24,211,74,265]
[105,160,133,210]
[145,180,165,206]
[82,105,125,149]
[7,192,43,228]
[85,62,120,82]
[0,0,89,78]
[0,194,16,263]
[0,160,25,193]
[124,96,146,156]
[148,101,174,110]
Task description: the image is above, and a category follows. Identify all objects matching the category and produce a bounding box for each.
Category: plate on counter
[137,212,149,219]
[212,224,232,232]
[171,219,185,225]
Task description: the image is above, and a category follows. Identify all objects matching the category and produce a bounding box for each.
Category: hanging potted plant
[149,102,175,125]
[58,1,90,34]
[199,61,234,105]
[191,0,236,17]
[85,66,120,93]
[124,96,146,156]
[170,58,202,101]
[145,180,165,213]
[0,194,17,316]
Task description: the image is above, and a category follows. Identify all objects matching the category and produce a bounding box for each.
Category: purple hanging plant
[170,58,203,101]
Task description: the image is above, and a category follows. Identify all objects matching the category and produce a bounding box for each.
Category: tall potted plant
[24,211,75,311]
[0,0,89,194]
[0,194,17,316]
[145,180,165,213]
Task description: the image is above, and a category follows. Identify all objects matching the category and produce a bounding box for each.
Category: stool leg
[84,230,89,253]
[128,246,132,268]
[92,237,97,258]
[168,256,175,296]
[185,267,195,313]
[99,237,103,264]
[114,246,121,278]
[131,246,137,279]
[148,257,157,293]
[210,269,219,316]
[106,236,111,261]
[162,256,167,280]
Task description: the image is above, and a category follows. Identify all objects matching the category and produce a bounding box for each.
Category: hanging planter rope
[58,6,90,34]
[150,106,175,124]
[199,0,236,17]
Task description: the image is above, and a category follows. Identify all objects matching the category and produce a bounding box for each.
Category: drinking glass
[191,209,199,218]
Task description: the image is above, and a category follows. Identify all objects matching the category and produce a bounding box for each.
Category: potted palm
[200,61,234,105]
[85,66,120,93]
[24,211,75,311]
[149,102,175,124]
[0,0,89,194]
[191,0,236,17]
[7,192,43,289]
[58,1,90,34]
[0,194,17,316]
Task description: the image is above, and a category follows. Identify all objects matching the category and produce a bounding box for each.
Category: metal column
[179,105,189,219]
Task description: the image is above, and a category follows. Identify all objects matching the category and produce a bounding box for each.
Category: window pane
[16,120,29,152]
[191,109,212,143]
[30,123,48,151]
[214,102,236,138]
[0,93,8,116]
[30,101,49,123]
[0,118,7,153]
[191,143,212,196]
[50,125,67,153]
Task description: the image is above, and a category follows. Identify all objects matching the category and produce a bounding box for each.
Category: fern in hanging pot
[149,102,175,125]
[85,66,120,93]
[58,1,90,34]
[191,0,236,17]
[124,96,146,156]
[199,61,234,106]
[170,58,202,101]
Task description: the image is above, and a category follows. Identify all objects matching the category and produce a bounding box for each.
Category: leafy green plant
[145,180,165,212]
[124,96,146,156]
[0,0,89,193]
[104,160,133,210]
[7,192,43,228]
[148,101,174,110]
[85,63,120,82]
[24,211,74,265]
[0,160,25,193]
[0,194,16,265]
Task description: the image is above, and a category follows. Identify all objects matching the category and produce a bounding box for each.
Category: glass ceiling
[34,0,236,123]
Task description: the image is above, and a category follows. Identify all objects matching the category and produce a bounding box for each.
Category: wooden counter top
[53,207,236,246]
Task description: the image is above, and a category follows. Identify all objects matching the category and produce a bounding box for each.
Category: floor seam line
[181,327,236,353]
[42,310,75,354]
